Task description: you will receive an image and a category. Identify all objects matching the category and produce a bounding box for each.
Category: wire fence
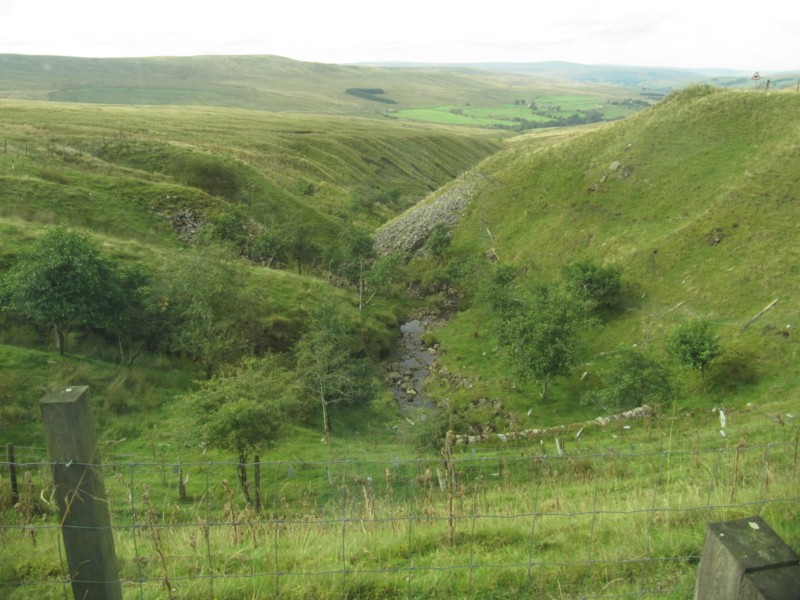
[2,438,799,599]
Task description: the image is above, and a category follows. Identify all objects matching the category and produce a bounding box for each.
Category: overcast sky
[1,0,797,72]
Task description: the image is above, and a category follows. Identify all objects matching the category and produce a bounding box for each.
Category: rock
[373,176,480,256]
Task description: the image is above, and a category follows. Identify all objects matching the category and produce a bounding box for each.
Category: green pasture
[391,95,645,128]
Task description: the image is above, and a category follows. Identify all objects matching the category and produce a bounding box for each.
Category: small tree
[283,220,322,274]
[561,258,623,310]
[587,348,675,412]
[332,225,376,310]
[185,355,301,502]
[247,226,289,267]
[1,227,139,354]
[200,205,253,254]
[502,285,583,401]
[295,300,374,440]
[670,320,722,393]
[365,252,406,302]
[158,246,261,376]
[99,265,159,365]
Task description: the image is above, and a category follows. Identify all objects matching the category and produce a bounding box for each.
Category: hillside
[0,100,500,248]
[2,80,800,599]
[0,54,656,125]
[0,97,502,444]
[403,85,800,429]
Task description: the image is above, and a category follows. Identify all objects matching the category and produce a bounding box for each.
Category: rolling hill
[0,53,660,118]
[1,54,799,598]
[395,84,800,428]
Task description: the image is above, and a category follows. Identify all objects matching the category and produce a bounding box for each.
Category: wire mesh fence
[2,438,799,599]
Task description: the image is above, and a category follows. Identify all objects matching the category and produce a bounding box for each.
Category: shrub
[177,154,241,198]
[586,348,675,412]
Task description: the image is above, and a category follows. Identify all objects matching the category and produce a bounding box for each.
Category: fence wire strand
[2,442,799,599]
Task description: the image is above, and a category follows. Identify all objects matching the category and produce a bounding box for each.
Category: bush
[561,258,623,310]
[586,348,675,412]
[177,154,241,198]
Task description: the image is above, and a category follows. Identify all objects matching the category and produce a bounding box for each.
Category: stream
[385,318,439,412]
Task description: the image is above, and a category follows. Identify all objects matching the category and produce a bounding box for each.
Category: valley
[1,56,799,598]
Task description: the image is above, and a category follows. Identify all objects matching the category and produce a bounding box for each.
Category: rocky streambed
[384,318,441,412]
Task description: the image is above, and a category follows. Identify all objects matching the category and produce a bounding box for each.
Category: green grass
[0,99,501,246]
[2,406,797,598]
[390,107,512,127]
[391,95,646,129]
[2,83,800,598]
[428,87,800,427]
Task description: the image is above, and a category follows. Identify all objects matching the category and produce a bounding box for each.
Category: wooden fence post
[40,386,122,600]
[254,455,261,511]
[6,443,19,505]
[695,515,800,599]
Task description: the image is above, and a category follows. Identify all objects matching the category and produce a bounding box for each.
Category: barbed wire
[1,442,798,599]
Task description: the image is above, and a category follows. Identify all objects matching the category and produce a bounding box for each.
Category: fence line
[2,442,799,599]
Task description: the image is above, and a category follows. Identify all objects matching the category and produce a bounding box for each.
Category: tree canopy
[501,284,583,401]
[158,245,262,376]
[586,348,675,412]
[561,258,623,310]
[670,319,722,392]
[186,355,302,501]
[0,227,144,354]
[295,299,375,440]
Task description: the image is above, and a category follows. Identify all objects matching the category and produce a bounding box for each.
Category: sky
[1,0,797,73]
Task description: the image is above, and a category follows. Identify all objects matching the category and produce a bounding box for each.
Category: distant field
[534,94,602,110]
[387,107,513,127]
[391,94,649,128]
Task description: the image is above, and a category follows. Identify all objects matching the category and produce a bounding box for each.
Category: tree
[99,264,159,365]
[670,320,722,393]
[502,285,583,401]
[247,226,289,267]
[282,219,321,274]
[185,355,301,502]
[158,245,261,376]
[586,348,675,412]
[331,225,376,310]
[561,258,623,311]
[200,205,253,254]
[365,252,406,301]
[1,227,138,354]
[295,300,374,440]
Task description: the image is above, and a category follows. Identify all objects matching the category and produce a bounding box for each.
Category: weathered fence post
[695,515,800,599]
[40,386,122,600]
[254,455,261,511]
[6,443,19,505]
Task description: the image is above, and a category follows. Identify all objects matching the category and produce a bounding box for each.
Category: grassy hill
[415,85,800,429]
[0,54,656,127]
[0,97,501,445]
[0,99,501,244]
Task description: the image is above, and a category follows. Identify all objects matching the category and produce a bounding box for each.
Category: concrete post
[40,386,122,600]
[695,515,800,600]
